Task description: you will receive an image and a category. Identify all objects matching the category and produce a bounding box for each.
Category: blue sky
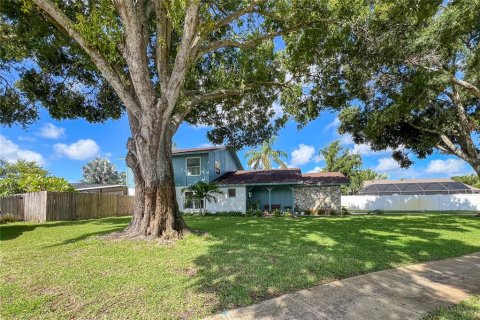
[0,108,475,182]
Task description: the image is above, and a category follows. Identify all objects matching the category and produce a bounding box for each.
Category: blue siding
[173,153,209,186]
[208,149,242,181]
[126,148,242,189]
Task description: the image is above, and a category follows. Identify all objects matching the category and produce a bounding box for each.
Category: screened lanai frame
[358,181,480,195]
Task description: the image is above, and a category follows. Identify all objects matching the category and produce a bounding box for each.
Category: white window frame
[184,191,204,209]
[186,157,201,176]
[215,160,221,175]
[228,188,236,198]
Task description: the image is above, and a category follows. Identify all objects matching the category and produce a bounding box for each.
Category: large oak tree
[1,0,330,239]
[287,0,480,176]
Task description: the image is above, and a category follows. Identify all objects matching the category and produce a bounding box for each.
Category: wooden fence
[0,191,134,222]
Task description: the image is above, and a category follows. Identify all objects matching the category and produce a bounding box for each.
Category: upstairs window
[186,157,201,176]
[228,188,236,198]
[215,160,221,175]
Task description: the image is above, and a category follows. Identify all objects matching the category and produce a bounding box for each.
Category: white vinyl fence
[342,194,480,211]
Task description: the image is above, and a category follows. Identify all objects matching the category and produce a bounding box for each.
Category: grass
[1,214,479,319]
[423,295,480,320]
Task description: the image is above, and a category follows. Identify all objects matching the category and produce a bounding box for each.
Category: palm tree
[245,137,288,170]
[181,181,223,215]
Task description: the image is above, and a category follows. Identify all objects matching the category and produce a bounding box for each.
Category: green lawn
[1,214,479,319]
[423,295,480,320]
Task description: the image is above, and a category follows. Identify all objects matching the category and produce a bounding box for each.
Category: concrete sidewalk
[208,252,480,320]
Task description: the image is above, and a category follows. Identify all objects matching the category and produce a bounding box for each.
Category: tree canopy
[287,0,480,176]
[0,159,75,196]
[82,158,126,185]
[0,0,335,239]
[319,141,387,194]
[451,174,480,189]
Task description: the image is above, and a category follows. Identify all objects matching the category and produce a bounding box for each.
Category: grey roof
[213,169,348,186]
[359,178,480,195]
[172,146,224,154]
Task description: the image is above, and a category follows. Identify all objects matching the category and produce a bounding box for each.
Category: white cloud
[324,117,341,133]
[307,166,323,173]
[39,123,65,139]
[375,157,400,172]
[0,135,45,165]
[425,158,466,174]
[18,136,36,142]
[290,144,316,167]
[53,139,99,160]
[339,134,354,145]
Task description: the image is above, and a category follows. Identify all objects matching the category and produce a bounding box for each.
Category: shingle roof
[302,172,350,185]
[213,168,303,185]
[213,169,348,185]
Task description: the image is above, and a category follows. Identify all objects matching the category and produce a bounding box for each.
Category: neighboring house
[71,183,128,195]
[127,146,349,213]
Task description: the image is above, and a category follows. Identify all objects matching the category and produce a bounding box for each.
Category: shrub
[247,200,259,210]
[283,211,294,218]
[0,213,19,224]
[341,207,351,215]
[181,211,245,217]
[368,209,384,215]
[271,209,282,217]
[246,209,263,217]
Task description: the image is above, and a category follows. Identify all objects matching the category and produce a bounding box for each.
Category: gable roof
[172,146,244,170]
[213,169,348,185]
[172,146,224,154]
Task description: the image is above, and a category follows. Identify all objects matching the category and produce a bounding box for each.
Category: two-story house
[127,146,349,213]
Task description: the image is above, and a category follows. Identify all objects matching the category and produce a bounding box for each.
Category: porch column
[266,186,273,210]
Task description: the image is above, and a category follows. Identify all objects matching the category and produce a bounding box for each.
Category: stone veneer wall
[294,185,341,212]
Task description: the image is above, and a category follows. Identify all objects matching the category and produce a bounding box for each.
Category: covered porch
[246,184,295,212]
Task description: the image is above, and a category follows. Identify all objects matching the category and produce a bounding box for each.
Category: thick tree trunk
[122,131,191,241]
[472,160,480,178]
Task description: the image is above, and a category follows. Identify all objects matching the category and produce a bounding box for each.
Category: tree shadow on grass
[187,215,480,315]
[0,216,131,241]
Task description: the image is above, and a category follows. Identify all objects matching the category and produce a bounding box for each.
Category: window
[228,188,236,198]
[215,160,221,175]
[186,157,201,176]
[184,192,204,209]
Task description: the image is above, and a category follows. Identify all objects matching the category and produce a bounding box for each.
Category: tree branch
[163,1,200,118]
[31,0,141,118]
[154,0,171,94]
[206,0,263,33]
[196,24,304,59]
[113,0,157,109]
[452,77,480,99]
[451,81,479,159]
